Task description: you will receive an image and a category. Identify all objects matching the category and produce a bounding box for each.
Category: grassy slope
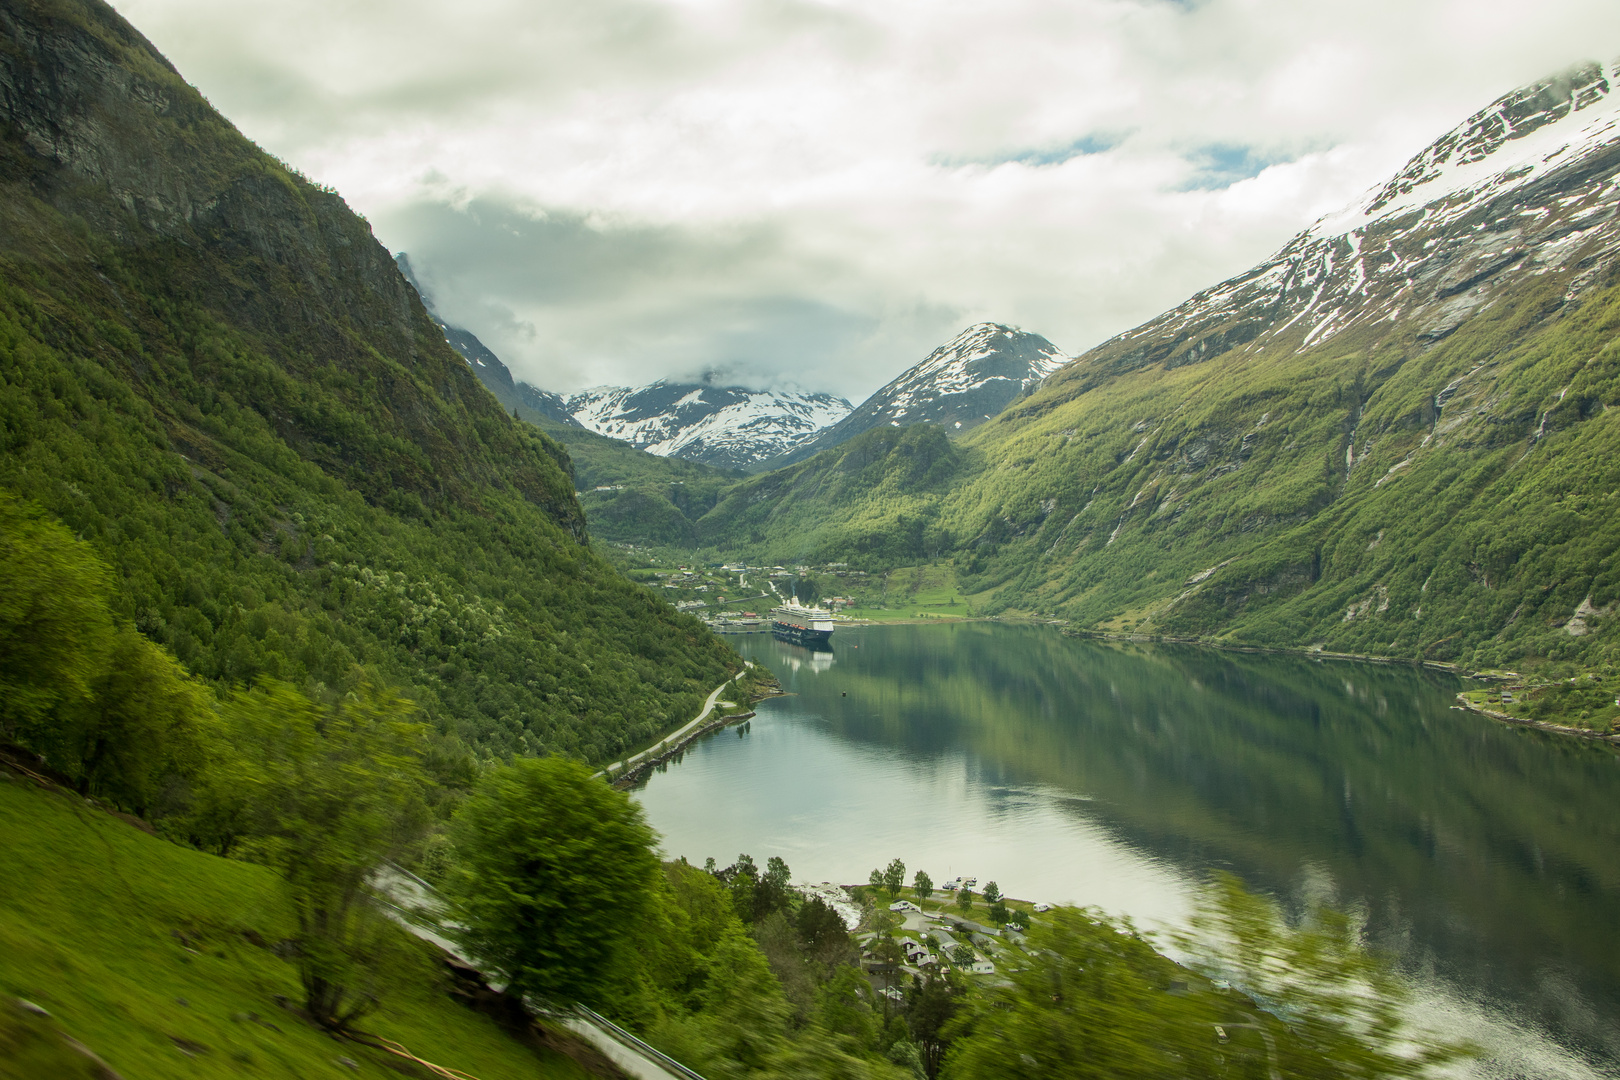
[0,771,587,1080]
[0,0,736,761]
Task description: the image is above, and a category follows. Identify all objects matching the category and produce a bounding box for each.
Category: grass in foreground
[0,770,587,1080]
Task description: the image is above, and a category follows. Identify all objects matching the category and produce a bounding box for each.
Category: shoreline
[1065,627,1620,747]
[607,709,759,790]
[1450,695,1620,745]
[701,619,1617,749]
[593,677,737,783]
[595,664,788,789]
[1060,626,1470,674]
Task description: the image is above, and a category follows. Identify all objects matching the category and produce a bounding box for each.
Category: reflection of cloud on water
[635,702,1197,930]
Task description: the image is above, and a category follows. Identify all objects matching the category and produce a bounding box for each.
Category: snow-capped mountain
[1081,60,1620,378]
[567,382,853,470]
[766,323,1068,468]
[394,254,579,427]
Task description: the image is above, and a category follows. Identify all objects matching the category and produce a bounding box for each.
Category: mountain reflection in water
[634,623,1620,1076]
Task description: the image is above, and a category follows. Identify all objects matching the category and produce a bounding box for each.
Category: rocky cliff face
[766,323,1067,469]
[0,0,584,535]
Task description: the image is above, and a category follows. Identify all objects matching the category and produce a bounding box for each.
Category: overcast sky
[114,0,1620,399]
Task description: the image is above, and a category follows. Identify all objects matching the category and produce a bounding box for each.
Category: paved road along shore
[593,668,750,781]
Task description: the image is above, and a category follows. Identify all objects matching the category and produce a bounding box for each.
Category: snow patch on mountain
[881,323,1069,423]
[567,383,852,470]
[1094,59,1620,374]
[763,323,1069,469]
[1312,60,1620,242]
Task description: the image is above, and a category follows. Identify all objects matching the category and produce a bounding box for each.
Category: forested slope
[0,0,735,761]
[532,416,743,549]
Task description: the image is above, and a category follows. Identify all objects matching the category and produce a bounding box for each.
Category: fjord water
[633,623,1620,1076]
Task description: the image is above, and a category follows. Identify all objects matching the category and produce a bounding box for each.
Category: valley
[558,61,1620,707]
[2,1,1619,1078]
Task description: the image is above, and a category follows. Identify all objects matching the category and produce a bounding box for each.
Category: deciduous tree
[913,869,933,902]
[883,858,906,898]
[0,494,113,741]
[230,680,429,1029]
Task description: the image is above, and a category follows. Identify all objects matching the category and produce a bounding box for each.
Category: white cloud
[114,0,1620,396]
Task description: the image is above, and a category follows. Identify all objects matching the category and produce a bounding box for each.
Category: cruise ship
[770,599,835,646]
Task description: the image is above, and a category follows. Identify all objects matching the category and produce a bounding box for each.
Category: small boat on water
[771,598,835,646]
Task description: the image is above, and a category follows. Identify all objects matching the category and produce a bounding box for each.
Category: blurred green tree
[447,757,661,1009]
[0,494,113,743]
[229,679,430,1029]
[1172,873,1472,1078]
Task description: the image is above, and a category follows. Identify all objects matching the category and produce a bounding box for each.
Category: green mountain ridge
[940,63,1620,670]
[0,0,735,761]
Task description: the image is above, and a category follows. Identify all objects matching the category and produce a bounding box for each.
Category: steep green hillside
[0,771,587,1080]
[0,0,734,760]
[694,424,969,568]
[947,233,1620,671]
[933,67,1620,672]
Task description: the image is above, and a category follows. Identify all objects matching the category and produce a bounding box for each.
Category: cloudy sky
[115,0,1620,399]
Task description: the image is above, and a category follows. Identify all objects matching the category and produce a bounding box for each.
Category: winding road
[592,672,747,780]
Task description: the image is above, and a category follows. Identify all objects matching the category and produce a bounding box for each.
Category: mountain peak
[760,324,1068,469]
[913,323,1070,387]
[1311,58,1620,241]
[1067,58,1620,379]
[567,382,853,470]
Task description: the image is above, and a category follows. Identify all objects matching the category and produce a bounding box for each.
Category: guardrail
[574,1005,709,1080]
[374,866,709,1079]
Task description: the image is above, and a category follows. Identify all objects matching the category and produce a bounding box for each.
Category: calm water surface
[632,623,1620,1077]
